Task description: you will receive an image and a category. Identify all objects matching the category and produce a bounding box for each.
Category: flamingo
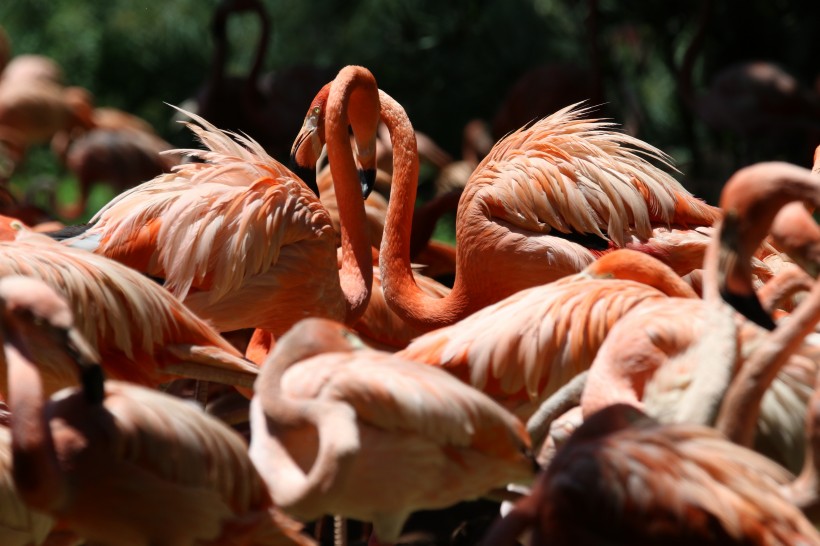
[397,249,697,420]
[50,106,180,220]
[293,67,720,332]
[0,220,258,397]
[55,82,374,341]
[0,275,314,546]
[678,0,820,177]
[249,317,535,544]
[190,0,333,164]
[482,403,820,546]
[579,162,820,473]
[0,426,65,546]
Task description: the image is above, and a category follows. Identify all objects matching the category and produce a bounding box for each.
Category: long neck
[6,343,64,511]
[254,331,359,509]
[378,90,470,332]
[325,69,375,324]
[244,1,269,99]
[208,6,229,90]
[716,278,820,446]
[678,0,712,112]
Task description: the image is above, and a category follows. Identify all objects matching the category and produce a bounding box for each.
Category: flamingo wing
[282,351,531,460]
[0,232,256,389]
[539,412,811,545]
[65,108,333,302]
[398,277,668,415]
[51,381,311,545]
[466,104,720,247]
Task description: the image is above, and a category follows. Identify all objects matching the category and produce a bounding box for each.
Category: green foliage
[1,0,818,212]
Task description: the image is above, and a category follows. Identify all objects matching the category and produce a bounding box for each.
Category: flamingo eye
[313,106,321,115]
[9,221,22,231]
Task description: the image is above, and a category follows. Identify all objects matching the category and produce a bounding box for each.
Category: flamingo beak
[65,327,105,404]
[355,135,377,199]
[290,108,325,197]
[718,217,776,331]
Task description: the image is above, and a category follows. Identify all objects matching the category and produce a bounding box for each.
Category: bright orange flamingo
[293,68,720,332]
[0,275,314,546]
[56,84,374,343]
[482,403,820,546]
[397,249,697,420]
[0,221,258,397]
[249,317,535,544]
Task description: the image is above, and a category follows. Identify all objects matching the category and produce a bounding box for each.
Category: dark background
[2,0,819,207]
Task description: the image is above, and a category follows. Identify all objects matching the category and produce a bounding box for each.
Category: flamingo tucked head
[290,74,378,199]
[0,276,104,403]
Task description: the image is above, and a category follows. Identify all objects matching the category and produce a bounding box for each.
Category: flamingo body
[249,318,534,542]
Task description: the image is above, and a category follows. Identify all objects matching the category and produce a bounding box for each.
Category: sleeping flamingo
[249,317,535,544]
[0,275,313,546]
[292,66,720,332]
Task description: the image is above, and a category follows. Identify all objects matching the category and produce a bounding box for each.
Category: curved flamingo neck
[714,163,820,444]
[378,90,470,331]
[325,67,375,324]
[254,322,360,508]
[4,342,64,511]
[678,0,713,112]
[717,279,820,446]
[208,4,230,89]
[244,1,269,100]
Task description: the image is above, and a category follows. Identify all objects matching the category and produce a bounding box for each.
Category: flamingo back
[48,381,311,545]
[464,104,719,248]
[398,276,671,417]
[0,231,247,390]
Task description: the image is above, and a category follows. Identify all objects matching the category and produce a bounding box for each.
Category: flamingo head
[0,276,104,403]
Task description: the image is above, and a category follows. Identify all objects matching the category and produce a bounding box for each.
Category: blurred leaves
[1,0,818,201]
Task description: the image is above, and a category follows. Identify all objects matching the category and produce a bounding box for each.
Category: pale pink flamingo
[580,162,820,472]
[249,317,535,544]
[397,249,697,420]
[0,275,313,545]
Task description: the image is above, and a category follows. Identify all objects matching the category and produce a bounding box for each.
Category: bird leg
[526,371,588,450]
[334,515,347,546]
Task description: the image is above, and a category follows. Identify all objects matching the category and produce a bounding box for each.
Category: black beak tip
[359,168,376,199]
[291,159,320,197]
[721,289,777,331]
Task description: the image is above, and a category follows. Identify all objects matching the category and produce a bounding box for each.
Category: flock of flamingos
[3,11,820,546]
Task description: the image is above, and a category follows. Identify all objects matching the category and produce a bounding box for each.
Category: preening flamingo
[249,318,535,543]
[482,403,820,546]
[398,249,697,419]
[0,275,314,546]
[580,295,815,472]
[56,93,374,340]
[0,222,258,396]
[294,67,720,331]
[580,162,820,472]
